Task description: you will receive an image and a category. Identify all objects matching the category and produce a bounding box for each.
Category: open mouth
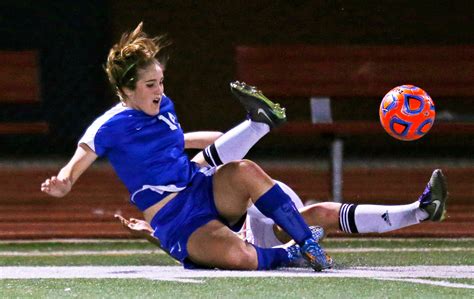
[153,97,161,105]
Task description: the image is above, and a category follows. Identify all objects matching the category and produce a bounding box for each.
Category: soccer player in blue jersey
[41,22,448,271]
[40,22,333,271]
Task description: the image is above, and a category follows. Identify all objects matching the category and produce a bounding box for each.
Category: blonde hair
[105,22,169,101]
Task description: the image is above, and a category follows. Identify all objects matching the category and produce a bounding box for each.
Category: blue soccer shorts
[149,169,246,269]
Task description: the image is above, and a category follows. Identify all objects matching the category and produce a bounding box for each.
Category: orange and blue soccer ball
[379,85,435,141]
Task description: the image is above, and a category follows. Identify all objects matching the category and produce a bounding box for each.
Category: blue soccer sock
[252,244,290,270]
[254,184,312,244]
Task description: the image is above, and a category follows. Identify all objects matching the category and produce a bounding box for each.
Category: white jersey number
[158,113,180,131]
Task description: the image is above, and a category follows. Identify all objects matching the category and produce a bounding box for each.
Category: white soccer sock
[339,202,429,234]
[203,120,269,166]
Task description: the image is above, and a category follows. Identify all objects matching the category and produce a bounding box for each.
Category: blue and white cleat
[309,225,326,242]
[286,242,307,268]
[300,237,334,271]
[418,169,448,221]
[230,81,286,128]
[285,226,333,270]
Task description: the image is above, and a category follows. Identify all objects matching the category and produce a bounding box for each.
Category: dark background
[1,0,473,159]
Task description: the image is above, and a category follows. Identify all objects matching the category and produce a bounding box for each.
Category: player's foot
[286,242,307,268]
[418,169,448,221]
[230,81,286,128]
[285,226,332,270]
[309,225,326,242]
[300,237,334,271]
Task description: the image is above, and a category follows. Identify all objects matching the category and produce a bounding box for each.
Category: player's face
[124,62,164,116]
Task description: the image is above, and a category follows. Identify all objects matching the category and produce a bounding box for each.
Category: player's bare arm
[184,131,223,149]
[40,144,98,197]
[184,131,223,166]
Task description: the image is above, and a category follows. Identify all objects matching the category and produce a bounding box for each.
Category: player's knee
[319,202,340,218]
[223,160,269,185]
[314,202,340,220]
[223,244,256,270]
[236,160,267,181]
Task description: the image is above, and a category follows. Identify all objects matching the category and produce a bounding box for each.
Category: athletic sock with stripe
[339,202,429,234]
[203,120,269,167]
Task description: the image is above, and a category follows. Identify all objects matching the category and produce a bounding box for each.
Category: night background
[0,2,473,293]
[1,0,473,159]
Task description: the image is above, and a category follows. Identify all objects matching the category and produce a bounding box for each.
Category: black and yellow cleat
[230,81,286,128]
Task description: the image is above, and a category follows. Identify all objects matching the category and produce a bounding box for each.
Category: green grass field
[1,238,473,298]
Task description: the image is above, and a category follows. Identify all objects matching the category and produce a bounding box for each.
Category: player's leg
[246,181,340,244]
[196,81,286,167]
[251,179,426,241]
[272,169,448,237]
[196,119,270,166]
[211,160,332,271]
[186,219,306,270]
[183,167,303,270]
[338,168,448,234]
[187,220,258,269]
[245,180,305,248]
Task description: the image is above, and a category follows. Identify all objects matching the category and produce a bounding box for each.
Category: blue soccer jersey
[79,95,201,210]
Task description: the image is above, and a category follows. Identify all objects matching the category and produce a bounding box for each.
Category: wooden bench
[0,50,49,134]
[235,45,474,202]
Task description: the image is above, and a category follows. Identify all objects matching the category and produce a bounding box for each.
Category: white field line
[374,277,474,289]
[1,266,473,289]
[2,266,473,279]
[1,247,473,256]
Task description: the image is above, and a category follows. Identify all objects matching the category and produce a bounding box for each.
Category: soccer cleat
[286,242,307,268]
[418,169,448,221]
[285,226,333,270]
[309,225,326,242]
[300,237,334,271]
[229,81,286,128]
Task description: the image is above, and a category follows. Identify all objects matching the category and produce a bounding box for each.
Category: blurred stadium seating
[0,1,472,238]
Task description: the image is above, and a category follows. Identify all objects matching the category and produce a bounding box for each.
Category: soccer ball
[379,85,435,141]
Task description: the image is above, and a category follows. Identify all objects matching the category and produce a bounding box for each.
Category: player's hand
[115,214,154,237]
[40,176,72,198]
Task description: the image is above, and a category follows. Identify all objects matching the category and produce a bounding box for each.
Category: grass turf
[1,238,472,266]
[1,238,473,298]
[1,277,473,299]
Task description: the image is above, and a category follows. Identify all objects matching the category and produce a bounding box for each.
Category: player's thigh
[212,160,274,224]
[187,219,258,270]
